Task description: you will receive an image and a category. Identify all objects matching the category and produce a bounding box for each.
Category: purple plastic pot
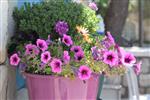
[24,73,101,100]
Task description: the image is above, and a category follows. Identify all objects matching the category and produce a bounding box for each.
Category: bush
[13,0,99,39]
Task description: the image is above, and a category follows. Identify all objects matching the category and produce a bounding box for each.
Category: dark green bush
[13,0,99,39]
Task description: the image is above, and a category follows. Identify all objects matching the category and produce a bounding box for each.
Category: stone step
[125,47,150,57]
[101,84,122,100]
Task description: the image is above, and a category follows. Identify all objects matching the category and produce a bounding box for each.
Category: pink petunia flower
[78,65,92,80]
[133,61,142,75]
[41,51,51,64]
[70,45,83,53]
[88,2,98,11]
[25,44,39,56]
[63,51,70,64]
[10,53,20,66]
[50,58,62,73]
[115,45,126,65]
[62,34,73,46]
[25,44,33,55]
[121,52,136,66]
[32,45,40,55]
[106,32,115,45]
[103,50,118,67]
[36,39,48,51]
[74,51,84,61]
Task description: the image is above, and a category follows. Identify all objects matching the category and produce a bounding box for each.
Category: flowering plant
[9,2,141,80]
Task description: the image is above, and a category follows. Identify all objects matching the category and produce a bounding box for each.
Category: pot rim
[22,72,100,80]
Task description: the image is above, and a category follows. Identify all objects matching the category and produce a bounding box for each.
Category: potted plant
[8,0,141,100]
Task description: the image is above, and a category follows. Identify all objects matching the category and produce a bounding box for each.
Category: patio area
[1,0,150,100]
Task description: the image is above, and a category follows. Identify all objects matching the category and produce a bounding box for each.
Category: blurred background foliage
[96,0,110,17]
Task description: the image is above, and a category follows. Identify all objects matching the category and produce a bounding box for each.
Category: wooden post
[139,0,144,47]
[0,0,18,100]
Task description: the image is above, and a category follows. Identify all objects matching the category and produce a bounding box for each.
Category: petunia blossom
[41,51,51,64]
[55,21,69,35]
[32,45,40,55]
[36,39,48,52]
[74,51,84,61]
[50,58,62,73]
[133,61,142,75]
[103,50,118,67]
[121,52,136,66]
[70,45,83,53]
[78,65,92,80]
[115,45,126,65]
[62,34,73,46]
[63,51,70,64]
[106,32,115,45]
[25,44,39,55]
[101,32,115,49]
[88,2,98,11]
[25,44,33,55]
[10,53,20,66]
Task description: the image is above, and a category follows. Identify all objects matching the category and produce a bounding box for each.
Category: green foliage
[10,0,127,77]
[13,0,99,39]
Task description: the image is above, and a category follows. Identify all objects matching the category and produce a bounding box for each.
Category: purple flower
[10,53,20,66]
[36,39,48,52]
[133,61,142,75]
[55,21,69,35]
[32,45,40,55]
[74,51,84,61]
[115,45,125,65]
[78,65,92,80]
[70,45,83,53]
[25,44,33,55]
[88,2,98,11]
[103,50,118,67]
[41,51,51,64]
[19,63,27,70]
[63,51,70,64]
[25,44,39,55]
[106,32,115,45]
[101,32,115,49]
[91,46,100,60]
[50,58,62,73]
[62,34,73,46]
[46,35,52,45]
[122,52,136,66]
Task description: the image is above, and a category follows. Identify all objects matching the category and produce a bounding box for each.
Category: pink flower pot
[24,73,102,100]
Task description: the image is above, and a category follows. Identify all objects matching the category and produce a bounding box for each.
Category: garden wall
[105,57,150,98]
[0,1,17,100]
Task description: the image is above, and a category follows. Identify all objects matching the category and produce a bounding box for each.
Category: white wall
[0,0,8,64]
[0,0,17,100]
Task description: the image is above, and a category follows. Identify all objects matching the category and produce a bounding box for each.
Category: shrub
[13,0,99,39]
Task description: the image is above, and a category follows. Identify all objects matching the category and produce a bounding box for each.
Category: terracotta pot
[24,73,103,100]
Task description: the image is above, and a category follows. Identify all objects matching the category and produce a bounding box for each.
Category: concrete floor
[16,88,150,100]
